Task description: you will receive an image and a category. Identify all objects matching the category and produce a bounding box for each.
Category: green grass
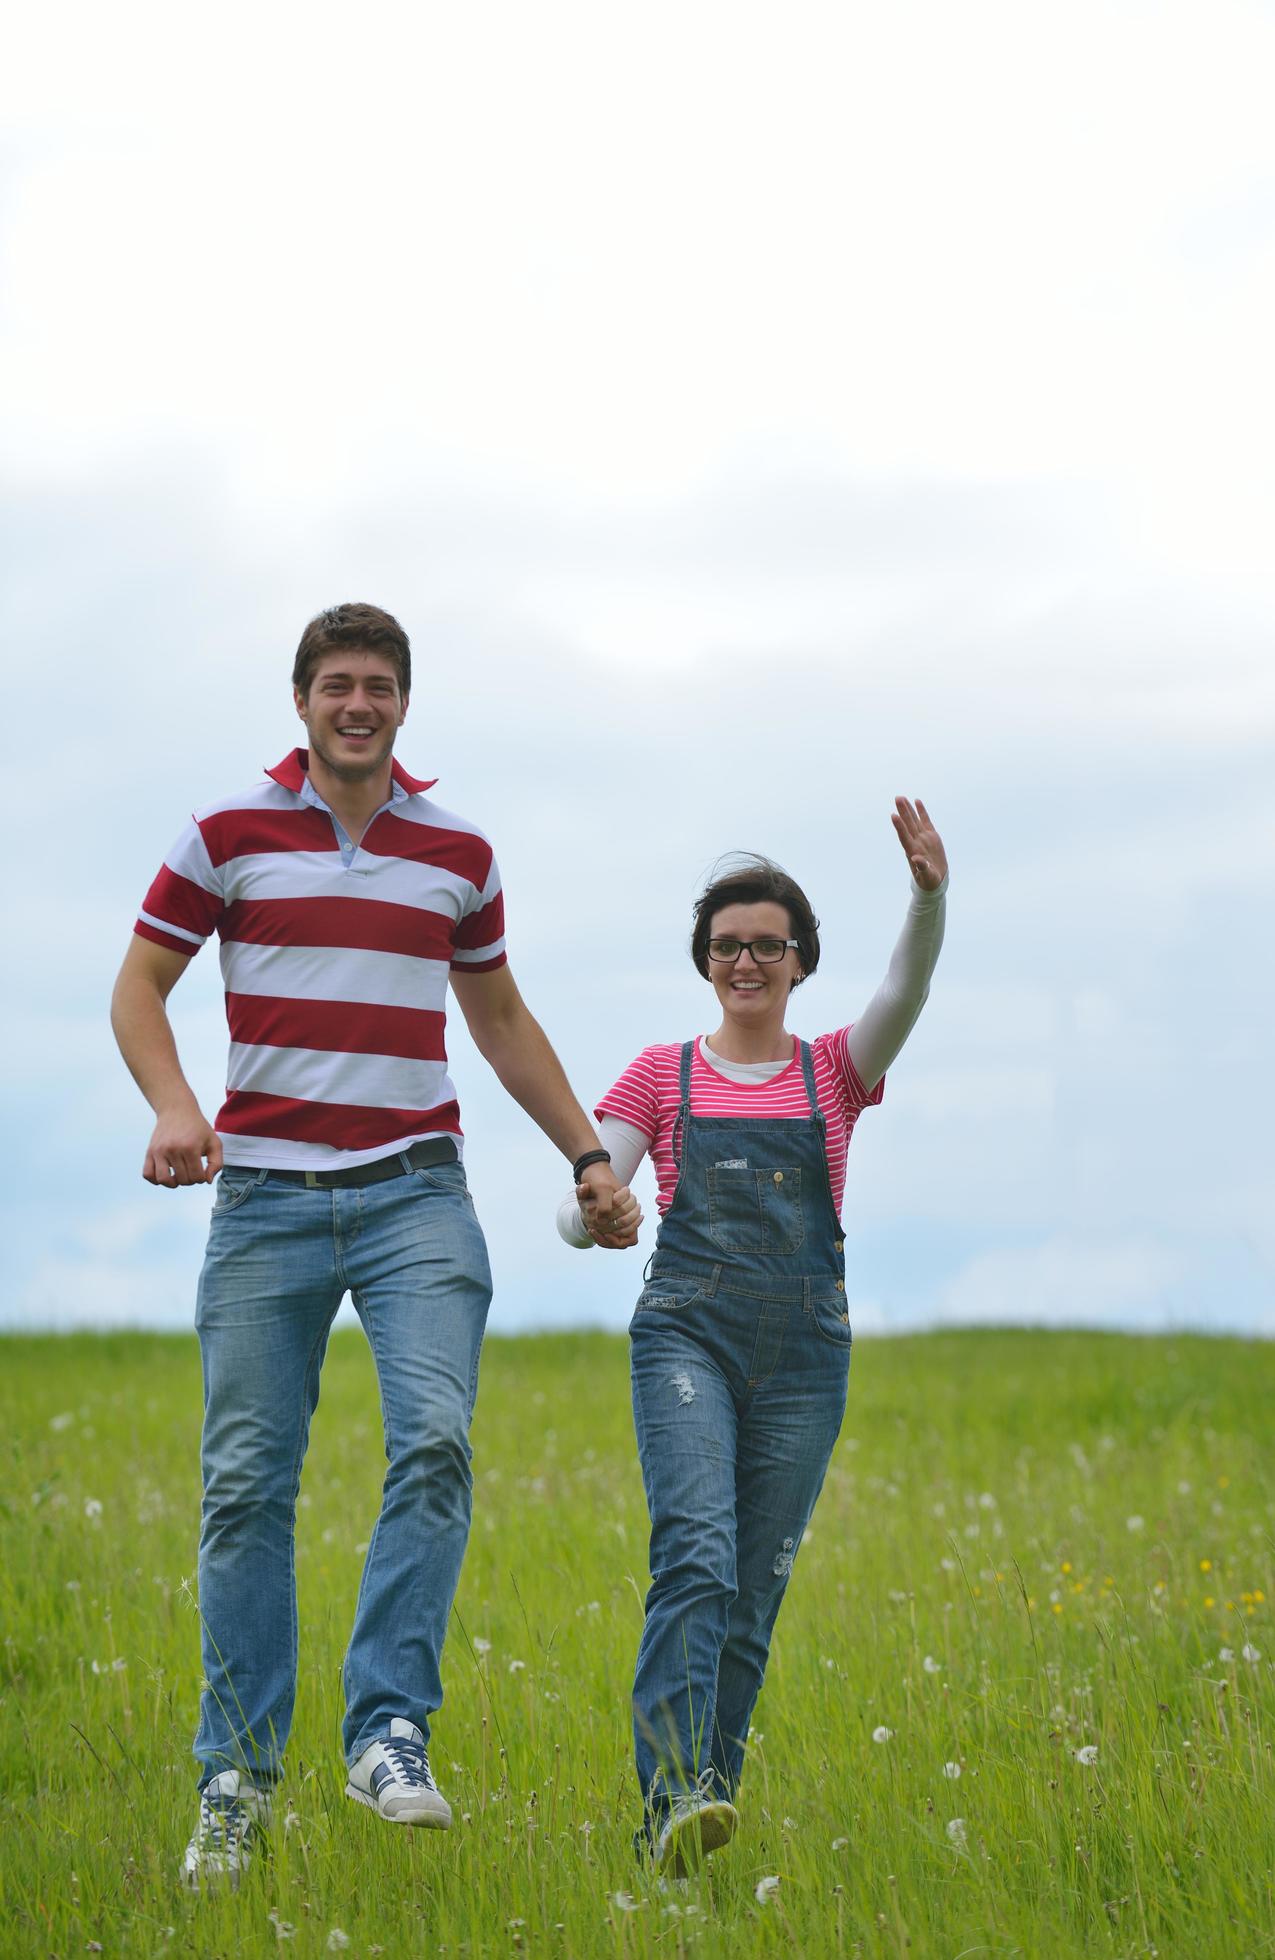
[2,1327,1272,1958]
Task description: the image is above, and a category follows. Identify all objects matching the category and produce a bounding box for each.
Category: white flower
[267,1911,296,1940]
[940,1557,957,1572]
[611,1892,642,1912]
[923,1655,942,1674]
[84,1499,103,1520]
[1074,1745,1099,1766]
[872,1726,894,1743]
[946,1818,967,1845]
[1126,1515,1144,1532]
[326,1934,351,1953]
[50,1412,74,1432]
[472,1637,491,1655]
[507,1658,526,1673]
[1219,1647,1235,1662]
[1241,1644,1262,1663]
[943,1761,961,1779]
[754,1875,781,1904]
[978,1492,996,1509]
[831,1836,849,1850]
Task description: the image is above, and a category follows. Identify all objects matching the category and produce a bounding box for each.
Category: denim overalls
[629,1039,852,1818]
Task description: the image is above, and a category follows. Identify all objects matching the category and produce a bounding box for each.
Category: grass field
[2,1326,1272,1959]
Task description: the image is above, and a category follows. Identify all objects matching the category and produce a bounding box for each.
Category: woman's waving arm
[845,799,949,1095]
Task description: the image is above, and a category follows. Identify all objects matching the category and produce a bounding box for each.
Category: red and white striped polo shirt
[133,749,506,1170]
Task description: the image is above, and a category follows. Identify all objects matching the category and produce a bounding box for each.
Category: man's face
[295,649,408,783]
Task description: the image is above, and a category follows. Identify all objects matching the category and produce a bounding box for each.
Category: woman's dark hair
[690,854,820,988]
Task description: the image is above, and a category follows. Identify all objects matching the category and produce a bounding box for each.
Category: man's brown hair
[292,603,412,700]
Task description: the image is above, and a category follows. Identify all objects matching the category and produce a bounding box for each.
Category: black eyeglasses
[706,937,799,965]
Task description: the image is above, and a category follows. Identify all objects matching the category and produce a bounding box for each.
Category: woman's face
[706,900,803,1023]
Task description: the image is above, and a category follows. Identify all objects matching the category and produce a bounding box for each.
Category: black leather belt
[263,1136,460,1190]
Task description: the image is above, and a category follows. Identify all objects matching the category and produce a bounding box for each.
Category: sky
[3,0,1272,1338]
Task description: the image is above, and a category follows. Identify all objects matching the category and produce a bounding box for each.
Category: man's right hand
[143,1104,223,1187]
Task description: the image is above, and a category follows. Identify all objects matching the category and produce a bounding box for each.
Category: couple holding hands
[111,602,947,1886]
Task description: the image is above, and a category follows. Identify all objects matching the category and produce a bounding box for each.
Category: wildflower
[611,1893,642,1912]
[872,1726,894,1743]
[84,1499,103,1520]
[1242,1644,1262,1663]
[1199,1559,1212,1573]
[946,1818,967,1845]
[754,1875,781,1905]
[1219,1647,1235,1662]
[472,1637,492,1655]
[1126,1516,1144,1532]
[326,1934,351,1953]
[832,1836,849,1850]
[943,1762,961,1779]
[508,1659,526,1673]
[1074,1746,1099,1766]
[923,1655,942,1674]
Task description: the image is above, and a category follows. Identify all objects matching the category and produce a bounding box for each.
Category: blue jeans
[192,1157,492,1785]
[629,1274,850,1814]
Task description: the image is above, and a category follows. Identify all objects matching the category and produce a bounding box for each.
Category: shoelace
[382,1738,437,1791]
[669,1768,722,1818]
[200,1791,251,1852]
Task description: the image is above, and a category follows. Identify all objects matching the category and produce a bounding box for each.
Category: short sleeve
[450,848,507,973]
[596,1047,659,1141]
[820,1025,886,1113]
[134,819,225,957]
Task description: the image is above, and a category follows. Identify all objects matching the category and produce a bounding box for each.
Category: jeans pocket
[806,1291,853,1348]
[633,1277,705,1313]
[211,1170,263,1215]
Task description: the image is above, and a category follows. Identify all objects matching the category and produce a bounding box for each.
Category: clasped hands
[575,1165,642,1249]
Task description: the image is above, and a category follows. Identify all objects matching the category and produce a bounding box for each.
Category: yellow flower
[1061,1562,1072,1574]
[1218,1475,1230,1488]
[1051,1603,1064,1615]
[1200,1560,1212,1573]
[1204,1596,1215,1608]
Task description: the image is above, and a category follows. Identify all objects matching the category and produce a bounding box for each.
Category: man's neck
[306,755,396,843]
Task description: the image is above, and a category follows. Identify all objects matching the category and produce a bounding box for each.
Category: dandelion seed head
[1126,1515,1144,1532]
[754,1875,781,1904]
[946,1818,967,1844]
[1242,1644,1262,1663]
[1075,1745,1099,1766]
[611,1893,641,1912]
[508,1658,526,1673]
[84,1499,103,1520]
[943,1761,961,1779]
[832,1836,849,1849]
[1219,1647,1235,1662]
[872,1726,894,1743]
[326,1933,351,1952]
[923,1655,942,1674]
[472,1637,492,1655]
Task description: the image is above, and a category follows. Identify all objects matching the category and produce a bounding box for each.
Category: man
[111,603,638,1887]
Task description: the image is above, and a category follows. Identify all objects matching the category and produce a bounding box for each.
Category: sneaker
[652,1777,738,1877]
[181,1769,272,1890]
[346,1718,452,1828]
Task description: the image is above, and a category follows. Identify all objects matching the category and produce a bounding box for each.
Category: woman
[559,798,948,1874]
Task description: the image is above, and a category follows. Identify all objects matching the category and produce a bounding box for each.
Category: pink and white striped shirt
[597,1031,884,1220]
[134,749,506,1169]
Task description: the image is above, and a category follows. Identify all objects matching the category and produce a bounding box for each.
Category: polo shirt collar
[265,748,437,796]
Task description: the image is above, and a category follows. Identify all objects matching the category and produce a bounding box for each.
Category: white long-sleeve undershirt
[557,872,947,1246]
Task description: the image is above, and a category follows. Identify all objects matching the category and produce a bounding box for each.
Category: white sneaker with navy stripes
[346,1718,452,1827]
[182,1769,272,1889]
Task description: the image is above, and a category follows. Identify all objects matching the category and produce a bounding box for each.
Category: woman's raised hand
[891,797,948,892]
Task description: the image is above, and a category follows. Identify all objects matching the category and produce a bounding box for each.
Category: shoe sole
[345,1780,452,1828]
[657,1800,738,1876]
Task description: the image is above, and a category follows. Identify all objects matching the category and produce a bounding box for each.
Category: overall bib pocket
[707,1163,805,1254]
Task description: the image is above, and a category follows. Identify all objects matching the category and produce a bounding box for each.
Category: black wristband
[573,1148,612,1184]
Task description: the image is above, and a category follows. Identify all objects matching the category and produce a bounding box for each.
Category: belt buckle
[304,1171,321,1189]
